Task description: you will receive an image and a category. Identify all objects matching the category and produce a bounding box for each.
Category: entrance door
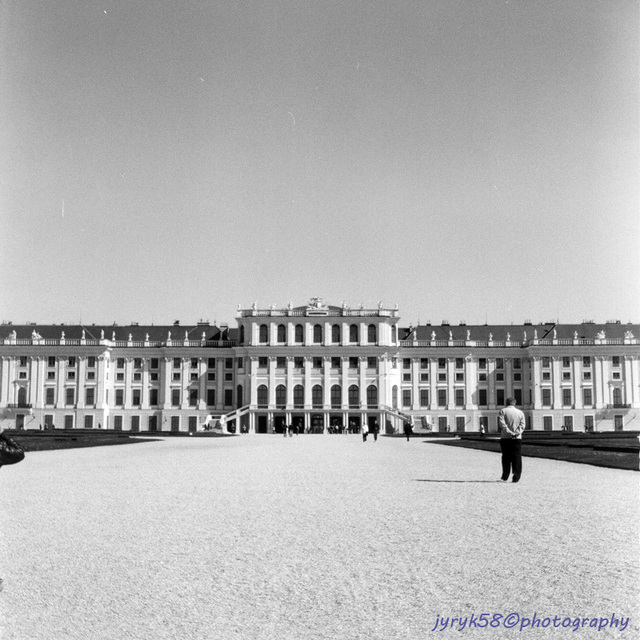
[367,415,379,434]
[310,414,324,433]
[149,415,158,432]
[257,415,268,434]
[16,414,25,430]
[273,415,287,434]
[479,416,488,434]
[438,416,448,432]
[347,414,361,434]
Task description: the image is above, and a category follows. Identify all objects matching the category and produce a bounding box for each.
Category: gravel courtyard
[1,435,638,640]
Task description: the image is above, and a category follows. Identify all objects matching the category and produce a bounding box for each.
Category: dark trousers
[500,438,522,480]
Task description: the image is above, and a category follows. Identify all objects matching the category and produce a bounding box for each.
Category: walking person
[361,421,369,442]
[403,418,412,441]
[498,397,525,483]
[371,419,379,442]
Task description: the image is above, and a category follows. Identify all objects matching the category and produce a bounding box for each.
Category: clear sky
[2,0,638,327]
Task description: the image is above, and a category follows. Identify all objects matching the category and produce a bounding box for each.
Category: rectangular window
[495,358,504,370]
[84,415,94,429]
[583,357,591,367]
[67,371,76,380]
[66,388,75,406]
[543,415,553,431]
[171,416,180,432]
[614,415,623,431]
[438,373,446,382]
[207,372,215,381]
[68,357,76,367]
[115,389,124,405]
[134,372,142,381]
[562,388,572,406]
[456,416,465,432]
[542,357,550,368]
[225,358,233,369]
[276,357,287,369]
[207,389,216,406]
[114,415,123,431]
[116,372,124,381]
[134,358,143,369]
[207,358,215,368]
[403,373,411,382]
[171,389,180,406]
[513,358,521,370]
[562,372,571,381]
[495,372,504,382]
[64,415,73,429]
[583,388,593,406]
[258,357,268,369]
[132,389,141,406]
[149,389,158,406]
[513,373,522,381]
[87,371,95,380]
[496,389,505,406]
[455,358,464,369]
[542,371,551,381]
[131,416,140,432]
[117,358,125,369]
[584,415,594,432]
[88,356,96,368]
[478,388,487,406]
[437,389,447,407]
[367,357,377,370]
[48,356,56,367]
[420,358,429,369]
[438,358,446,369]
[562,357,571,368]
[583,371,592,381]
[224,389,233,406]
[349,357,359,369]
[173,358,181,369]
[478,358,487,370]
[419,389,429,407]
[403,358,411,370]
[85,388,95,406]
[313,357,323,369]
[294,357,304,369]
[420,373,429,382]
[237,358,244,370]
[189,416,198,433]
[542,388,552,406]
[190,372,198,381]
[455,372,464,382]
[455,389,464,407]
[46,388,55,405]
[513,388,522,405]
[612,372,621,380]
[402,389,411,407]
[478,372,487,382]
[191,358,199,369]
[189,389,198,407]
[172,372,180,382]
[612,356,620,367]
[330,357,341,369]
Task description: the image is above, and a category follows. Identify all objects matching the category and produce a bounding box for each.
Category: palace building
[1,298,638,434]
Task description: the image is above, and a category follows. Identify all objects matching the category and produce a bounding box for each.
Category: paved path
[1,435,638,639]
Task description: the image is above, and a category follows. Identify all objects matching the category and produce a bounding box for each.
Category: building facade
[1,298,639,434]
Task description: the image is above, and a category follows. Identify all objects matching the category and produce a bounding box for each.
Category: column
[573,356,582,409]
[464,356,475,410]
[161,357,172,409]
[531,357,542,409]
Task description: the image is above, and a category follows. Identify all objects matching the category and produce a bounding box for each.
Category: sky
[1,0,638,328]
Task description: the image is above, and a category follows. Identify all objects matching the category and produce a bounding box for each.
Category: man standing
[498,397,525,483]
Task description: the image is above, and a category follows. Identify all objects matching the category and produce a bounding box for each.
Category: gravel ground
[1,435,638,640]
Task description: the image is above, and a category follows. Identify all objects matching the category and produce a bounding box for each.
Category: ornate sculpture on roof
[523,331,527,341]
[112,331,116,341]
[287,301,292,310]
[489,333,493,341]
[553,329,557,339]
[31,330,42,340]
[574,331,578,339]
[467,330,471,340]
[378,301,383,309]
[449,331,453,340]
[507,332,511,341]
[625,330,635,339]
[129,333,133,342]
[534,329,538,340]
[9,330,16,340]
[101,329,105,340]
[308,297,327,310]
[252,301,257,310]
[596,330,605,339]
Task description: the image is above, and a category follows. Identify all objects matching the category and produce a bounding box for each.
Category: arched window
[313,324,323,344]
[312,384,323,408]
[275,384,286,409]
[331,324,341,343]
[239,325,245,345]
[367,324,377,344]
[349,324,359,343]
[277,324,286,343]
[259,324,268,343]
[392,385,398,409]
[391,325,397,343]
[331,385,342,409]
[236,385,244,408]
[613,387,623,406]
[293,384,304,408]
[348,384,359,408]
[257,385,268,408]
[295,324,304,343]
[366,385,378,408]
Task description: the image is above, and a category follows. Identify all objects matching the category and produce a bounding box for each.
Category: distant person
[403,419,412,441]
[371,420,379,442]
[498,397,525,483]
[361,422,369,442]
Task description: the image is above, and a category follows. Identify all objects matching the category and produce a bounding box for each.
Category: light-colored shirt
[498,405,525,439]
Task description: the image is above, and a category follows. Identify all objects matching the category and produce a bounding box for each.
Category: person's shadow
[414,479,503,483]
